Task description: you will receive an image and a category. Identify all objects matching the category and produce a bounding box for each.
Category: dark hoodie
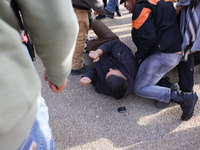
[131,0,182,62]
[83,40,138,99]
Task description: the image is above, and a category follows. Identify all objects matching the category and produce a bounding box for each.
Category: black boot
[157,76,180,90]
[155,77,180,109]
[96,13,106,20]
[171,89,198,121]
[115,6,122,17]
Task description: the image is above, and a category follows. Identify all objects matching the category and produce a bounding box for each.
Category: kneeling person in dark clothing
[79,20,138,99]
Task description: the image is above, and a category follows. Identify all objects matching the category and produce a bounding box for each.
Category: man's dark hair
[106,75,128,100]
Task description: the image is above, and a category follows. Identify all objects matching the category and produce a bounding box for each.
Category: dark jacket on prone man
[82,40,138,99]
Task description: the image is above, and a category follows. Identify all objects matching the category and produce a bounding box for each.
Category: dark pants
[87,19,119,51]
[178,52,200,92]
[88,9,92,29]
[103,0,107,7]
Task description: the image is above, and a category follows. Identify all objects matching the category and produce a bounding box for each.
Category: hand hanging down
[44,69,68,93]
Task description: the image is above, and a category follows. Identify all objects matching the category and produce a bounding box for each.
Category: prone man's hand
[89,49,103,62]
[44,69,68,93]
[89,51,100,62]
[79,77,91,87]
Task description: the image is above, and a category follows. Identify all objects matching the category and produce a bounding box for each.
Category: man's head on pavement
[106,68,127,80]
[106,68,128,100]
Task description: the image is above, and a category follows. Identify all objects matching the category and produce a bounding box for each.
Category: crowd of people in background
[0,0,199,149]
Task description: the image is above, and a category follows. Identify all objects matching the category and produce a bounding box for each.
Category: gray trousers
[134,52,182,103]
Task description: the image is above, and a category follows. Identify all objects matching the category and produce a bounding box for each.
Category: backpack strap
[10,0,35,61]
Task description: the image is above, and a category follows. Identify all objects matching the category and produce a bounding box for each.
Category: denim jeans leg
[18,97,55,150]
[105,0,118,13]
[134,52,182,102]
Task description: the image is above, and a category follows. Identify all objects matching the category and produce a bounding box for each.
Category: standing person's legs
[115,4,122,17]
[18,97,54,150]
[178,53,195,92]
[96,0,118,19]
[134,52,182,103]
[105,0,119,13]
[87,20,119,51]
[194,51,200,65]
[72,8,89,70]
[88,9,93,30]
[103,0,107,8]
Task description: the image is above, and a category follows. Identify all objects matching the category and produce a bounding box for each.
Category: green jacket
[0,0,78,149]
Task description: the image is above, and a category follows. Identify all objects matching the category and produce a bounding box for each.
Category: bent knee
[133,85,144,97]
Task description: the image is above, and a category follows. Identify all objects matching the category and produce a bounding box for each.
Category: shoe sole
[116,12,122,17]
[107,15,114,19]
[105,9,114,19]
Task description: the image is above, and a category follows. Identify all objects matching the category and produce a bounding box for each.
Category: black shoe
[180,92,198,121]
[115,6,122,17]
[169,83,180,91]
[105,9,114,19]
[171,89,198,121]
[157,76,179,90]
[71,64,93,75]
[155,77,180,109]
[96,14,106,20]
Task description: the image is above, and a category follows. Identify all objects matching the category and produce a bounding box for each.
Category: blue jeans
[18,97,54,150]
[105,0,118,13]
[134,52,182,103]
[23,43,32,60]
